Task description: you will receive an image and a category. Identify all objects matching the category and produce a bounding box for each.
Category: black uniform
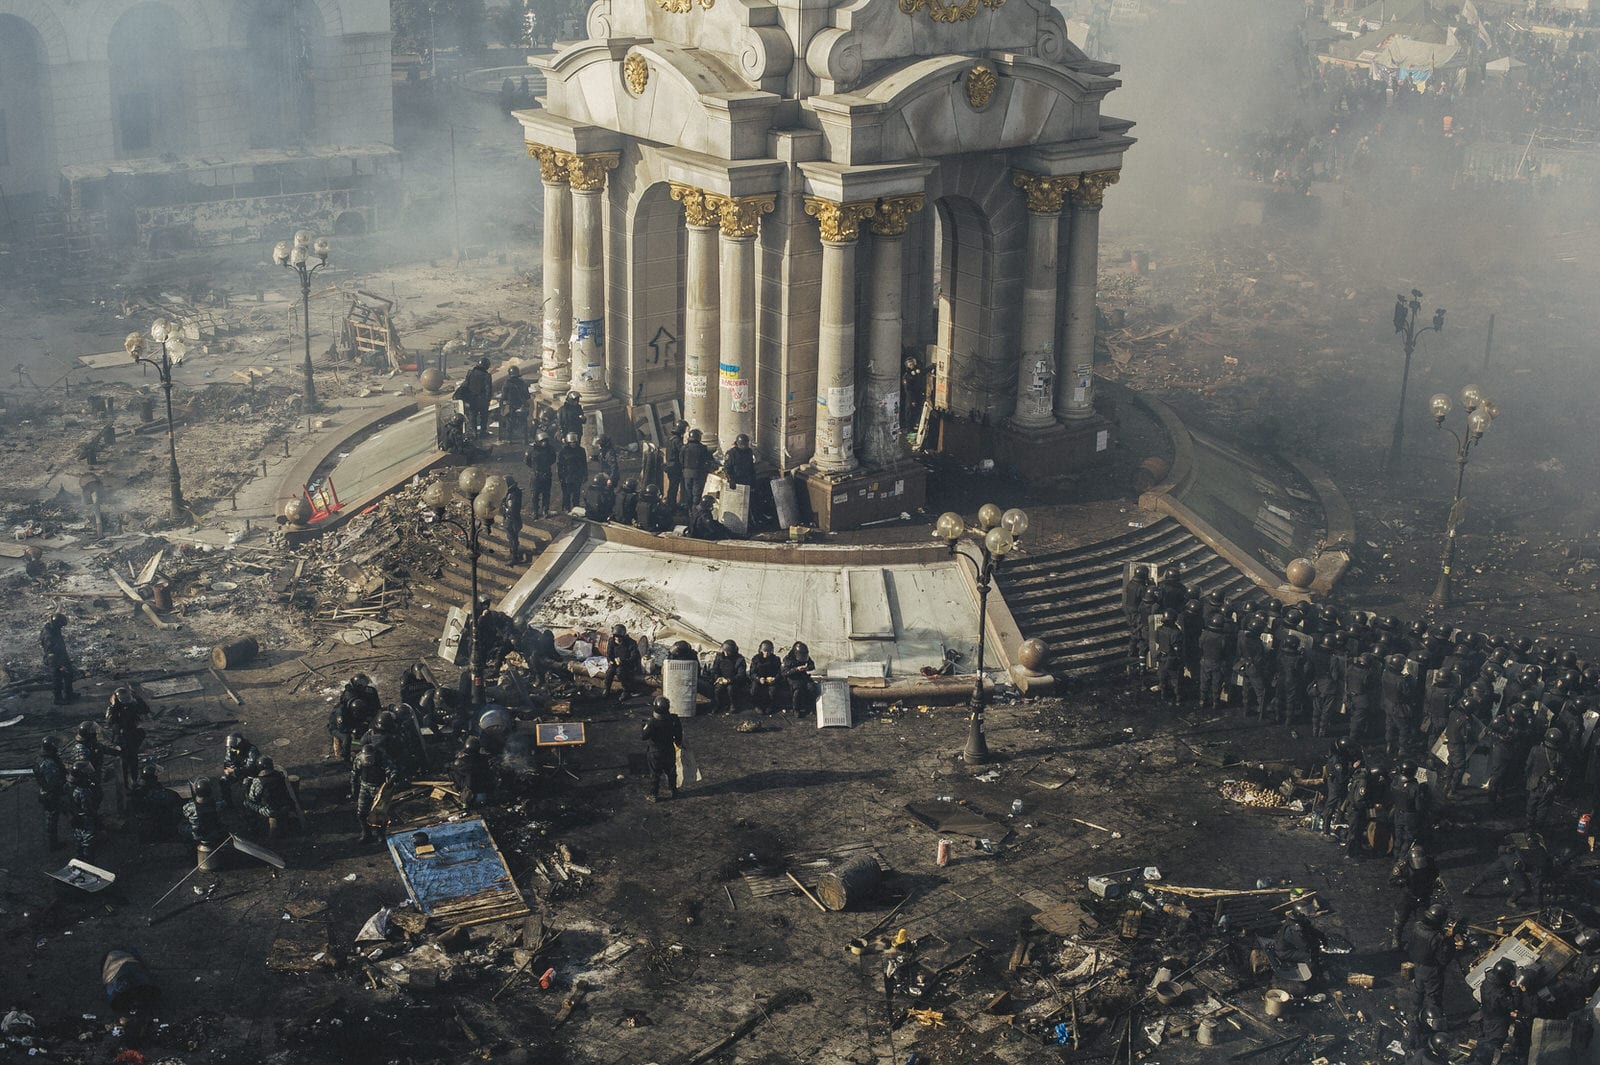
[689,499,732,541]
[557,396,585,438]
[1274,646,1309,724]
[615,484,640,527]
[1241,634,1274,717]
[459,362,493,438]
[750,650,783,712]
[41,617,73,704]
[604,632,643,699]
[66,772,103,861]
[1406,921,1455,1020]
[330,680,381,761]
[1389,774,1430,858]
[663,433,685,509]
[104,694,150,787]
[351,747,391,841]
[582,476,615,521]
[782,647,819,714]
[219,738,262,808]
[1199,626,1229,709]
[682,438,713,505]
[499,372,531,441]
[1476,972,1521,1063]
[1154,620,1184,703]
[1393,858,1440,947]
[525,439,557,517]
[181,792,229,850]
[710,649,749,713]
[1345,657,1379,739]
[595,443,621,488]
[1523,741,1566,831]
[244,769,297,837]
[129,772,183,844]
[1443,703,1481,795]
[32,745,67,847]
[452,745,494,810]
[501,480,526,563]
[557,441,588,511]
[722,443,756,488]
[642,711,684,799]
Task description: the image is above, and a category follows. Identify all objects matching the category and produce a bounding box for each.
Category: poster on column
[729,379,752,414]
[574,318,605,349]
[684,374,708,399]
[719,362,738,388]
[826,384,855,418]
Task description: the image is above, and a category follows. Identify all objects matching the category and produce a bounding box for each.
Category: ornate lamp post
[1427,384,1498,607]
[124,319,187,520]
[1386,290,1446,472]
[936,503,1029,764]
[272,231,331,413]
[422,467,510,706]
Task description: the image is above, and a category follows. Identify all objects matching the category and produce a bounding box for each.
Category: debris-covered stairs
[404,517,562,625]
[996,517,1258,677]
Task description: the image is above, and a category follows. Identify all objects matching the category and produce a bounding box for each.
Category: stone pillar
[559,151,619,404]
[669,184,721,445]
[1061,170,1118,421]
[1010,171,1077,429]
[804,197,878,474]
[528,144,572,400]
[707,194,774,449]
[862,195,924,467]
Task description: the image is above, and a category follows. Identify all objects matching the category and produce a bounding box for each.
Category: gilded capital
[669,183,719,228]
[558,151,620,192]
[803,197,877,244]
[705,193,776,238]
[526,143,566,184]
[1012,170,1078,214]
[870,194,925,237]
[1071,169,1120,208]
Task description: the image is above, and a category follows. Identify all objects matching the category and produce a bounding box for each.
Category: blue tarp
[387,818,518,916]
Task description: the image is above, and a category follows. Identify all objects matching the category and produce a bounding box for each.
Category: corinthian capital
[668,183,719,228]
[559,151,621,192]
[870,194,925,237]
[526,143,566,184]
[1012,170,1078,214]
[1071,169,1120,208]
[803,197,878,243]
[705,193,776,238]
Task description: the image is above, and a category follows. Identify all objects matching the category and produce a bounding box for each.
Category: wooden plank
[846,568,895,639]
[742,843,885,898]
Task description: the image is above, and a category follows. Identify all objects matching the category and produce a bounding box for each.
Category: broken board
[387,817,529,929]
[336,619,396,645]
[905,800,1009,839]
[142,676,206,699]
[846,568,896,639]
[77,351,134,369]
[816,678,852,728]
[1019,890,1097,935]
[741,842,887,898]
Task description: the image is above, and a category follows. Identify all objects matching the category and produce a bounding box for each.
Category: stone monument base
[935,414,1113,483]
[795,462,928,532]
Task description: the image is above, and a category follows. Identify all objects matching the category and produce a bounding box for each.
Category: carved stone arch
[87,0,216,60]
[0,1,70,65]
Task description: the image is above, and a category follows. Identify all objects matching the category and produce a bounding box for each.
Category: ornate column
[1010,171,1077,429]
[1061,170,1118,421]
[862,194,923,467]
[669,184,721,445]
[527,144,572,400]
[804,196,877,474]
[706,194,774,448]
[559,151,619,405]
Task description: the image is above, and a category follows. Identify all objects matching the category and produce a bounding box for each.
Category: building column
[707,194,774,449]
[804,197,878,475]
[1010,171,1077,429]
[559,151,619,405]
[862,195,923,467]
[669,184,721,445]
[527,144,572,400]
[1061,170,1118,421]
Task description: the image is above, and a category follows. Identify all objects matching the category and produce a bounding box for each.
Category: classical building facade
[0,0,393,252]
[518,0,1132,527]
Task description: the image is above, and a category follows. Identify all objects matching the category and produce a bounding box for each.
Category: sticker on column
[575,366,599,385]
[574,318,604,349]
[1029,359,1054,416]
[1078,370,1091,389]
[730,380,752,414]
[1096,430,1109,452]
[826,384,855,417]
[684,375,708,398]
[543,320,562,347]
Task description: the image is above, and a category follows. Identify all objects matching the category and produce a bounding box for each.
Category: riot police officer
[33,737,67,849]
[351,744,391,843]
[66,760,103,861]
[41,612,74,704]
[244,757,297,840]
[181,777,230,854]
[104,686,149,788]
[219,732,262,809]
[604,624,642,700]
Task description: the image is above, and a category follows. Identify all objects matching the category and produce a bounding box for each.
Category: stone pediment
[536,39,786,159]
[805,0,1110,94]
[807,52,1121,165]
[584,0,795,92]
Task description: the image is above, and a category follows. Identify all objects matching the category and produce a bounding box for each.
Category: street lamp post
[124,319,187,520]
[422,467,510,707]
[272,231,331,413]
[1427,384,1498,607]
[936,503,1030,765]
[1386,290,1446,472]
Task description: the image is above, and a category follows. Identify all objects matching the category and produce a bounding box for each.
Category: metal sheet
[846,568,895,640]
[719,484,751,536]
[771,476,801,528]
[662,659,698,717]
[816,679,852,728]
[438,606,469,665]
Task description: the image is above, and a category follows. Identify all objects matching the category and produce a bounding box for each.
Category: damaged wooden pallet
[742,842,887,899]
